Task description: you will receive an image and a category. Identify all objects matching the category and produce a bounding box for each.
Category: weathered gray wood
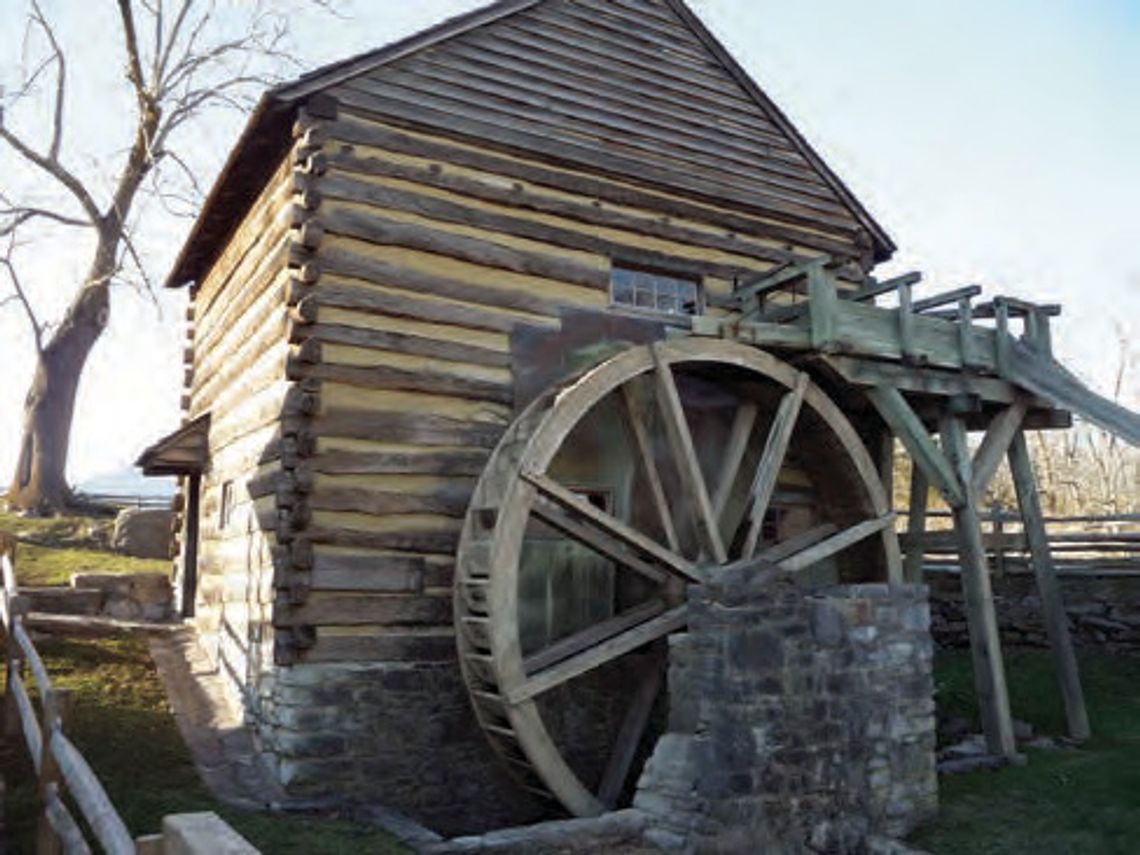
[312,448,489,476]
[903,465,929,583]
[598,648,664,808]
[897,282,916,361]
[291,320,510,367]
[807,264,838,351]
[711,400,758,520]
[522,600,666,675]
[847,271,922,303]
[778,514,895,573]
[622,384,680,552]
[940,414,1018,759]
[1008,430,1090,741]
[970,399,1027,495]
[308,485,472,518]
[651,346,727,564]
[44,786,91,855]
[312,408,504,448]
[866,386,965,507]
[994,299,1012,377]
[524,471,699,582]
[51,729,135,855]
[742,374,808,556]
[506,605,687,704]
[912,284,981,314]
[288,358,513,404]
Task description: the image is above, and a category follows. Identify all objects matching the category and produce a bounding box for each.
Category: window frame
[608,261,704,320]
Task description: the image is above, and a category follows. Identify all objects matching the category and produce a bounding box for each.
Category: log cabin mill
[136,0,1140,841]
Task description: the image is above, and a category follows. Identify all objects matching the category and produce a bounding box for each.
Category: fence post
[3,596,30,740]
[991,503,1006,579]
[37,686,74,855]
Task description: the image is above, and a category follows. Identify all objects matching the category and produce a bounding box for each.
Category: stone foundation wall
[635,577,938,853]
[254,660,550,835]
[928,571,1140,652]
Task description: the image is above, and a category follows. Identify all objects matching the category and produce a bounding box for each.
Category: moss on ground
[0,632,405,853]
[911,651,1140,854]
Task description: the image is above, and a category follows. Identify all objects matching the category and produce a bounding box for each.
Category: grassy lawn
[1,510,167,586]
[0,632,406,853]
[912,650,1140,854]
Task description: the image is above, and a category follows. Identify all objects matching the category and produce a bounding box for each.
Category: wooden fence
[900,509,1140,577]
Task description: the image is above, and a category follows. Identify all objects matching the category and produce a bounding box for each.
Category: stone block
[162,812,258,854]
[112,508,174,559]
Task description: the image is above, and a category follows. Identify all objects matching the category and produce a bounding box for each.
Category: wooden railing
[900,509,1140,576]
[3,544,158,854]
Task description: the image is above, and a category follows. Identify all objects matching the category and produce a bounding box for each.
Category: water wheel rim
[456,338,899,817]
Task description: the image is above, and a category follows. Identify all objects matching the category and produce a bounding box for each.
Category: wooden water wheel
[454,337,900,817]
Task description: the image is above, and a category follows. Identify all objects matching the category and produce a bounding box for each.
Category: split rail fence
[900,509,1140,577]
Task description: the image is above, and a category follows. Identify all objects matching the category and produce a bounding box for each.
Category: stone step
[22,586,105,616]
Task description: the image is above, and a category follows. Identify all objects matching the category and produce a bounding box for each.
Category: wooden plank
[778,514,895,573]
[1007,430,1090,741]
[650,345,727,564]
[506,605,687,704]
[756,523,838,564]
[308,485,472,518]
[522,600,666,675]
[820,355,1027,405]
[530,497,668,586]
[912,284,982,313]
[807,264,838,351]
[290,359,513,405]
[622,384,681,552]
[741,374,808,556]
[940,414,1018,759]
[311,408,504,448]
[51,730,135,855]
[524,471,698,582]
[297,321,510,368]
[865,386,965,507]
[598,648,664,808]
[970,399,1028,495]
[903,465,929,584]
[711,400,758,520]
[848,271,922,303]
[312,448,489,476]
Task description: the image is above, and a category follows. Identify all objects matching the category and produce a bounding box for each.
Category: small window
[219,480,235,529]
[611,264,701,316]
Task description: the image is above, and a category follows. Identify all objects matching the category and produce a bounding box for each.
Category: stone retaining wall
[928,571,1140,652]
[634,576,938,853]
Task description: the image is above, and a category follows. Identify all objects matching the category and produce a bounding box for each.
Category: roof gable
[168,0,892,287]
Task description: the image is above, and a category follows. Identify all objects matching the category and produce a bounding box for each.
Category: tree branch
[0,238,46,354]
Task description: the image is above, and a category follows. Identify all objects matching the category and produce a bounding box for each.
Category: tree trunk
[6,244,113,514]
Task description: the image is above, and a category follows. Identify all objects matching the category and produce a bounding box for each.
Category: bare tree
[1,0,322,513]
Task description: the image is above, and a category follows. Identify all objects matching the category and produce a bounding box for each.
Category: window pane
[610,264,701,315]
[612,268,633,303]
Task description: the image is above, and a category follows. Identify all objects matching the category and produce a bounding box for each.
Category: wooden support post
[956,296,976,369]
[994,299,1012,377]
[940,414,1018,759]
[903,465,929,583]
[991,503,1006,580]
[182,475,201,619]
[1007,431,1090,741]
[3,595,29,739]
[897,280,917,362]
[806,263,838,352]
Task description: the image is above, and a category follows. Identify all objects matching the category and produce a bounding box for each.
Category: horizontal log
[277,593,452,627]
[287,358,513,404]
[299,629,457,664]
[289,320,510,368]
[324,117,863,262]
[308,484,473,517]
[305,524,460,554]
[311,407,505,448]
[306,551,442,591]
[321,206,609,291]
[312,448,489,476]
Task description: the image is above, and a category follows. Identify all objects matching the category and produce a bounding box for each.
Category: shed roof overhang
[136,414,211,477]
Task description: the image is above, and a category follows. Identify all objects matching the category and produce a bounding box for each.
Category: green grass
[912,651,1140,854]
[0,632,406,853]
[15,543,168,586]
[0,510,109,549]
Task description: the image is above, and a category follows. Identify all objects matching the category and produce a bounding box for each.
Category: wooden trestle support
[454,258,1133,815]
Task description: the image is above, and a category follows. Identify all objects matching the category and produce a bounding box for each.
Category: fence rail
[2,545,149,854]
[899,508,1140,576]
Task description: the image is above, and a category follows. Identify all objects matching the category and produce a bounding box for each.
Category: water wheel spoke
[711,400,759,520]
[523,470,702,583]
[775,514,896,573]
[506,604,687,705]
[650,344,727,564]
[531,497,669,585]
[621,383,681,552]
[741,373,809,557]
[598,647,665,808]
[523,599,666,675]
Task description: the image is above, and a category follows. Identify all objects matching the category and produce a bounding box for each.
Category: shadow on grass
[911,651,1140,854]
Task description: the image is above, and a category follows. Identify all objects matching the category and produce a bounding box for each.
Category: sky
[0,0,1137,491]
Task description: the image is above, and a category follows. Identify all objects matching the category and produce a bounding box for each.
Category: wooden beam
[598,649,664,808]
[941,414,1018,759]
[506,606,687,704]
[971,399,1028,495]
[523,600,666,675]
[848,271,922,303]
[912,284,982,313]
[865,386,965,507]
[903,465,929,583]
[807,264,838,351]
[622,384,681,553]
[711,401,758,520]
[741,374,808,556]
[651,345,727,564]
[897,281,916,361]
[1007,430,1090,741]
[778,514,895,573]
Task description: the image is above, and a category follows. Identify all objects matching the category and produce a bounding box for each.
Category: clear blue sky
[0,0,1136,487]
